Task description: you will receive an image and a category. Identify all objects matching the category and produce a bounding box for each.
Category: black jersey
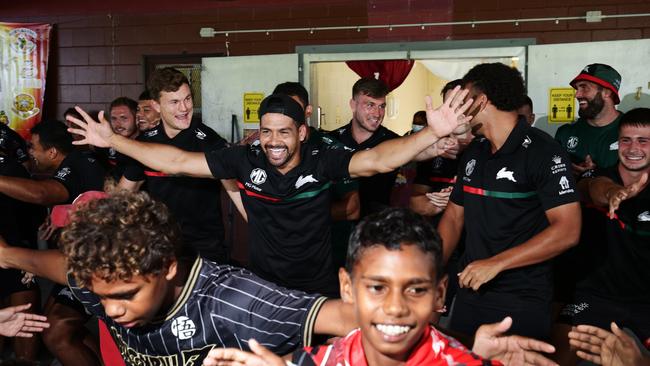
[123,120,228,261]
[69,257,326,366]
[0,123,28,163]
[328,123,399,216]
[205,142,354,296]
[0,155,44,246]
[414,156,459,191]
[52,150,106,203]
[97,147,130,182]
[450,119,579,297]
[577,166,650,303]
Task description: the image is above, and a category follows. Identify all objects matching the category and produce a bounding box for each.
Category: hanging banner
[0,23,52,139]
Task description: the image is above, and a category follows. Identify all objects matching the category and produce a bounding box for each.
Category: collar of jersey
[489,117,529,157]
[152,256,202,323]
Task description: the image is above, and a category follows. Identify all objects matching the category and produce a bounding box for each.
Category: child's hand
[203,339,286,366]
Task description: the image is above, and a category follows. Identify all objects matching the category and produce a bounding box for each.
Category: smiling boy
[205,209,563,366]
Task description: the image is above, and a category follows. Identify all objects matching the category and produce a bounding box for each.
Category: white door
[528,39,650,137]
[202,54,298,140]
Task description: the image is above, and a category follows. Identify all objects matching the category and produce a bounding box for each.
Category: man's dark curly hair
[147,67,190,102]
[462,63,526,112]
[59,190,182,287]
[345,208,444,280]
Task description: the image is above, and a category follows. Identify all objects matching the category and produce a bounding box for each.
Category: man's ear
[349,98,356,113]
[47,147,58,160]
[434,274,448,312]
[298,123,307,142]
[152,100,161,114]
[305,105,313,119]
[339,268,354,304]
[164,259,178,281]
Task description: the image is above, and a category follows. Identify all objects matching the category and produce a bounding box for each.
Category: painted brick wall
[2,0,648,119]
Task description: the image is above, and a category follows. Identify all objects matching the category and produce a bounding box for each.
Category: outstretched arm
[68,107,212,178]
[0,176,69,205]
[0,236,67,285]
[0,303,50,338]
[587,172,648,217]
[348,87,472,178]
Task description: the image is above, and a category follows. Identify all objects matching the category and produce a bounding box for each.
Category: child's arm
[313,299,356,336]
[202,339,286,366]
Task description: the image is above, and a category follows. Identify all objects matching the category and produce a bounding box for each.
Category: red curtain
[345,60,414,92]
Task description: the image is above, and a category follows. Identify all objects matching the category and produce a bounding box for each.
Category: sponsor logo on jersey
[171,316,196,340]
[609,141,619,150]
[55,167,71,179]
[145,129,158,137]
[295,174,318,189]
[195,128,207,140]
[496,167,516,182]
[465,159,476,177]
[551,155,567,174]
[638,211,650,222]
[0,156,4,163]
[558,176,575,195]
[250,168,267,185]
[567,136,579,150]
[522,135,532,148]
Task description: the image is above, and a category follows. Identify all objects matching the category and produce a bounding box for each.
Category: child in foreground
[204,208,557,366]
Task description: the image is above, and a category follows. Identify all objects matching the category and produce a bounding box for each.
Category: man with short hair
[136,90,161,131]
[103,97,139,181]
[68,87,471,296]
[555,63,623,177]
[554,108,650,364]
[328,78,399,217]
[117,67,236,263]
[439,63,581,340]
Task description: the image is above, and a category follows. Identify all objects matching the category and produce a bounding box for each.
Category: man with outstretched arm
[68,87,473,297]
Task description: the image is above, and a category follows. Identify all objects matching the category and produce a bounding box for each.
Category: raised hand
[473,317,558,366]
[66,107,115,148]
[569,323,650,366]
[0,303,50,338]
[425,86,473,139]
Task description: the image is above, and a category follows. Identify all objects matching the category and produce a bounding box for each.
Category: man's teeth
[375,324,410,336]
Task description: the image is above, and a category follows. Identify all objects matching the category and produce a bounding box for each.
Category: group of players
[0,60,647,366]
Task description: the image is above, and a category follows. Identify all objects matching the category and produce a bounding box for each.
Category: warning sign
[548,88,576,123]
[243,93,264,123]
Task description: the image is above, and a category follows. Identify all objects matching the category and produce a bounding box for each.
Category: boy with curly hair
[0,190,351,365]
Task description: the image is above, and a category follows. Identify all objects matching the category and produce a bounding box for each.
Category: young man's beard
[578,91,605,119]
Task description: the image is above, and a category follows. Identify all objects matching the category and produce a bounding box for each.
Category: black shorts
[559,291,650,341]
[450,288,552,340]
[50,284,89,315]
[0,268,34,297]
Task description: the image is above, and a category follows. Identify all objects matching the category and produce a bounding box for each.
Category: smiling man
[555,63,623,177]
[135,90,161,131]
[68,88,471,297]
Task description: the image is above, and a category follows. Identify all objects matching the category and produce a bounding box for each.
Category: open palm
[425,86,473,139]
[66,106,115,148]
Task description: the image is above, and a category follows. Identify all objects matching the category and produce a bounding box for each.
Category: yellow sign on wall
[548,88,576,123]
[243,93,264,123]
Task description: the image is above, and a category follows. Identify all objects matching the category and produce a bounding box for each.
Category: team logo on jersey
[171,316,196,340]
[465,159,476,177]
[250,168,267,185]
[567,136,579,150]
[609,141,618,150]
[638,211,650,222]
[144,129,158,137]
[522,135,532,148]
[55,167,71,179]
[496,167,516,182]
[551,155,567,174]
[295,174,318,189]
[195,128,207,140]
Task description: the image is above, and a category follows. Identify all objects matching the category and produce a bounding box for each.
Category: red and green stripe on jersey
[237,181,332,203]
[463,184,537,199]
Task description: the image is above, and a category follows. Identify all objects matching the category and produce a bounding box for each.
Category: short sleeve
[204,145,246,179]
[122,156,145,182]
[67,274,106,318]
[319,145,354,182]
[530,142,579,211]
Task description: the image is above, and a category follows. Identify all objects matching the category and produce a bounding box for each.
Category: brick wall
[2,0,648,119]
